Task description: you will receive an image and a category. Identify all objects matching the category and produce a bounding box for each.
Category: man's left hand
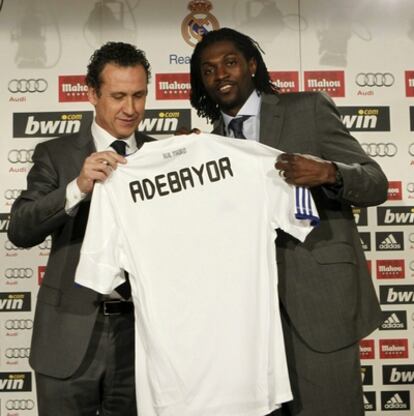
[275,153,337,187]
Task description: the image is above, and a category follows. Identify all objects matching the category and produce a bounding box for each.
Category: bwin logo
[24,115,81,136]
[382,286,414,304]
[380,208,414,225]
[385,366,414,384]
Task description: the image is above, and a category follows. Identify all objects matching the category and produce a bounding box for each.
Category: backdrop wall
[0,0,413,415]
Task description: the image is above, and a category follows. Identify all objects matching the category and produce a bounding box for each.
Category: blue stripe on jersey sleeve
[295,187,320,226]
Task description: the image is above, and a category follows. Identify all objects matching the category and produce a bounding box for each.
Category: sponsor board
[361,365,373,385]
[13,111,93,138]
[58,75,88,102]
[0,372,32,392]
[156,73,190,100]
[375,232,404,251]
[379,339,409,359]
[338,107,390,131]
[360,339,375,359]
[139,109,191,135]
[387,181,402,200]
[269,71,299,93]
[0,293,31,312]
[359,232,371,251]
[0,213,10,233]
[380,285,414,305]
[353,207,367,226]
[380,310,407,330]
[376,259,405,279]
[303,71,345,97]
[377,206,414,225]
[381,391,410,411]
[383,365,414,384]
[363,391,376,411]
[405,71,414,97]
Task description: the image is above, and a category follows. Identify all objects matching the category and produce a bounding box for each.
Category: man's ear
[249,58,257,78]
[87,86,98,105]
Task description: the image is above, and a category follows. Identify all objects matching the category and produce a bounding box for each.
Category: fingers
[175,127,201,135]
[77,151,127,193]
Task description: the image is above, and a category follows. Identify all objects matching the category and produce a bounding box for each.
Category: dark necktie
[110,139,127,156]
[110,140,131,299]
[228,115,250,139]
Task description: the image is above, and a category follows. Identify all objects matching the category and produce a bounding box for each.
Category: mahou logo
[304,71,345,97]
[38,266,46,285]
[156,73,191,100]
[376,259,405,279]
[269,71,299,93]
[387,181,402,201]
[379,339,409,359]
[405,70,414,97]
[360,339,375,359]
[59,75,88,102]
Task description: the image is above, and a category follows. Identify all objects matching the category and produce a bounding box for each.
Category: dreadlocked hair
[190,27,277,122]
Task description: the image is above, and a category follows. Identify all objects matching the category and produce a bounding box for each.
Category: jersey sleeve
[260,152,319,243]
[74,182,125,294]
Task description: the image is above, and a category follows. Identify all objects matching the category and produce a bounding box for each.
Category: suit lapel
[259,93,284,149]
[70,127,96,176]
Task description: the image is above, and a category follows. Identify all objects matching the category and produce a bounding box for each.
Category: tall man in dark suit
[7,41,154,416]
[189,28,388,416]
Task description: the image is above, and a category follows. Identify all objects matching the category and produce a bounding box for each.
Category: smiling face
[199,40,257,117]
[88,62,148,139]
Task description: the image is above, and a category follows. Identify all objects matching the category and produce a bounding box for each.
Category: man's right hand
[77,150,126,194]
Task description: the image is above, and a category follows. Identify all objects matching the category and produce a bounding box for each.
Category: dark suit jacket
[213,92,388,352]
[7,126,154,378]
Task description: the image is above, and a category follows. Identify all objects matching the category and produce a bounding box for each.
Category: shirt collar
[222,90,261,128]
[91,120,137,154]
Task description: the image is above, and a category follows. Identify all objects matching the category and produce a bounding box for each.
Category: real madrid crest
[181,0,219,47]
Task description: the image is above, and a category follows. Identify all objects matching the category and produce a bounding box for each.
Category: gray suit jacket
[213,92,388,352]
[8,126,154,378]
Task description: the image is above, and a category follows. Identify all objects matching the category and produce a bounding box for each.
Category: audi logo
[38,237,52,250]
[409,143,414,157]
[410,260,414,272]
[361,143,397,157]
[407,183,414,193]
[6,399,35,410]
[8,149,34,164]
[4,189,22,200]
[8,78,48,93]
[5,319,33,330]
[355,72,395,87]
[4,240,26,251]
[409,233,414,244]
[5,268,34,279]
[5,347,30,359]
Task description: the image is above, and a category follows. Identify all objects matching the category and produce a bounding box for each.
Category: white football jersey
[75,133,319,416]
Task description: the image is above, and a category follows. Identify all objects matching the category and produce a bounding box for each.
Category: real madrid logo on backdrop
[181,0,219,47]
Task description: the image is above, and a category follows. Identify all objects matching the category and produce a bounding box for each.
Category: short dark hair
[86,41,151,95]
[190,27,277,122]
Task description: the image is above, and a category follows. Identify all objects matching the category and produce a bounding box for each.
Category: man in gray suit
[189,28,388,416]
[8,42,154,416]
